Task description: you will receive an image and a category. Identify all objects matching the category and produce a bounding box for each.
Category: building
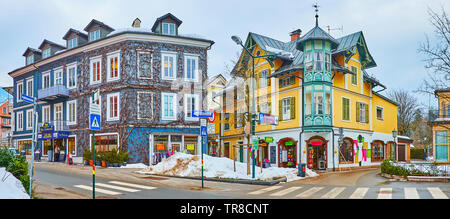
[0,99,12,147]
[215,12,400,171]
[429,88,450,163]
[9,14,214,164]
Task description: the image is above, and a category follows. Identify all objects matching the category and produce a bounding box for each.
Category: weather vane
[313,1,320,26]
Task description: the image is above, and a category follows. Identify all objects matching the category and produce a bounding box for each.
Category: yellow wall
[372,94,398,134]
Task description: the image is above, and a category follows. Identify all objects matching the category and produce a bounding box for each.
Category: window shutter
[290,76,295,85]
[279,100,283,121]
[268,102,272,114]
[356,102,360,123]
[365,104,369,123]
[290,97,295,120]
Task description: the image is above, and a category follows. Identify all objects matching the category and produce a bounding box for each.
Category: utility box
[298,163,306,177]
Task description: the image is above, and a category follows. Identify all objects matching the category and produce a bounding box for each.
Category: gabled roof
[151,13,183,32]
[62,28,88,40]
[83,19,115,32]
[208,74,227,85]
[333,31,377,69]
[22,47,41,57]
[297,25,339,51]
[38,39,66,50]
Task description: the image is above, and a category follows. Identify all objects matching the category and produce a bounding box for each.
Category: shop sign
[252,137,259,150]
[40,122,54,133]
[285,141,294,146]
[186,144,195,151]
[259,113,278,125]
[37,131,69,140]
[265,137,274,143]
[156,144,165,150]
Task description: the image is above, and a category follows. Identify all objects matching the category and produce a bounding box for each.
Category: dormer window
[42,48,51,59]
[162,23,175,35]
[90,30,101,41]
[68,38,77,49]
[26,55,34,65]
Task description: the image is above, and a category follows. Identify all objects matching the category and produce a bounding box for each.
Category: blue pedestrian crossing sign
[89,114,101,131]
[200,126,207,137]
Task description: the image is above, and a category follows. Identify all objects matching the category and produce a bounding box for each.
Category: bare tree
[388,89,420,136]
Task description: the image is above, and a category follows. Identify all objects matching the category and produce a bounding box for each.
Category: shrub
[0,148,31,195]
[83,149,92,161]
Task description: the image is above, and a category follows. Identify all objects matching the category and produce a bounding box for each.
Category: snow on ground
[120,163,148,169]
[137,152,318,182]
[0,168,30,199]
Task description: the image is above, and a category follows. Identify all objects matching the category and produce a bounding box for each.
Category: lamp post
[231,35,282,179]
[392,129,397,161]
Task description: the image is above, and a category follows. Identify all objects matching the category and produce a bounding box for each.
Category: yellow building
[215,13,400,170]
[430,88,450,163]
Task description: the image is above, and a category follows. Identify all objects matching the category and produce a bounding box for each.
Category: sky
[0,0,447,109]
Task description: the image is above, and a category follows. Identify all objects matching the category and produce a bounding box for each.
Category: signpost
[21,94,36,198]
[89,90,101,199]
[258,113,278,125]
[200,118,207,188]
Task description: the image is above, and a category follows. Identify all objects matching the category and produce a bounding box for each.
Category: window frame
[161,52,177,80]
[26,109,33,130]
[26,55,34,65]
[42,71,51,89]
[16,111,23,131]
[42,48,51,59]
[90,56,102,85]
[16,80,24,102]
[259,69,269,88]
[161,93,177,121]
[107,51,121,82]
[67,100,77,125]
[106,92,120,121]
[162,22,176,35]
[350,65,358,86]
[137,50,153,79]
[137,91,153,120]
[26,77,33,97]
[42,105,51,123]
[90,30,101,41]
[66,63,77,89]
[357,101,368,123]
[184,93,199,121]
[184,54,199,82]
[54,67,64,86]
[54,102,63,122]
[376,106,384,121]
[282,97,291,121]
[68,38,77,49]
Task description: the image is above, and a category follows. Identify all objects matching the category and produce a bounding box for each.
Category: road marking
[269,187,302,197]
[404,188,419,199]
[248,186,282,195]
[74,185,122,195]
[296,187,324,198]
[109,181,157,190]
[349,187,369,199]
[428,187,448,199]
[321,187,346,199]
[96,183,140,193]
[378,188,392,199]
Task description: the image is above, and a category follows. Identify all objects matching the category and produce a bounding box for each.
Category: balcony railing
[38,120,69,132]
[429,110,450,123]
[38,85,69,101]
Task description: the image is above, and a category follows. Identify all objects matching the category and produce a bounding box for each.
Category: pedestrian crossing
[74,181,157,196]
[248,185,449,199]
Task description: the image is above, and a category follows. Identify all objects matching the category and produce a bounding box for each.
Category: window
[16,111,23,131]
[43,48,51,59]
[137,92,153,120]
[26,78,33,97]
[315,93,323,115]
[436,131,449,162]
[90,30,100,41]
[185,94,199,121]
[16,81,23,102]
[54,68,63,86]
[67,100,76,125]
[162,23,175,35]
[371,141,385,162]
[351,66,358,85]
[26,109,33,130]
[26,55,34,65]
[279,76,295,88]
[107,51,120,82]
[42,105,50,123]
[376,106,384,120]
[2,108,6,114]
[161,53,176,80]
[67,64,77,89]
[68,38,77,49]
[282,98,291,121]
[42,72,50,89]
[184,55,198,82]
[342,97,350,121]
[305,93,312,115]
[138,51,153,79]
[162,93,176,120]
[259,69,268,88]
[54,103,63,121]
[91,134,119,152]
[107,93,120,121]
[259,102,269,114]
[90,57,102,84]
[357,102,368,123]
[325,93,331,114]
[314,51,323,71]
[304,51,313,71]
[339,138,354,163]
[325,53,331,72]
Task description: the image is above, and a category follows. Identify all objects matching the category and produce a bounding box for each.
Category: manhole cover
[144,176,169,180]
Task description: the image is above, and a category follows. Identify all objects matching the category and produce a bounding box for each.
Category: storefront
[149,134,199,165]
[184,135,198,155]
[17,139,32,155]
[278,137,297,168]
[306,136,327,170]
[256,139,269,167]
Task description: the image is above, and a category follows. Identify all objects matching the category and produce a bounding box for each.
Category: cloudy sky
[0,0,447,107]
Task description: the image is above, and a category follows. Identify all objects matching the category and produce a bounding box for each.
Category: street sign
[192,110,214,118]
[252,137,259,150]
[259,113,278,125]
[207,110,215,123]
[89,114,101,131]
[21,94,34,104]
[200,126,207,137]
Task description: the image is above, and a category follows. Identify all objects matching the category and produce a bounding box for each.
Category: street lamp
[392,129,397,161]
[231,35,281,179]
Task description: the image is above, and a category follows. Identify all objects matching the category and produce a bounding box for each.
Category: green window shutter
[290,97,295,120]
[268,102,272,114]
[290,76,295,85]
[365,104,369,123]
[279,100,283,121]
[356,102,360,123]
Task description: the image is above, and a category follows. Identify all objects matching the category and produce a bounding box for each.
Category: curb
[137,172,288,186]
[380,173,450,182]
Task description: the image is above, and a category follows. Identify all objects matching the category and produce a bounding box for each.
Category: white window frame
[376,106,384,121]
[42,48,51,59]
[54,103,63,122]
[341,96,351,122]
[42,71,51,89]
[68,38,77,49]
[282,97,291,121]
[107,51,121,82]
[137,91,153,120]
[66,63,77,89]
[137,51,153,79]
[259,69,269,88]
[16,80,23,102]
[90,30,100,41]
[26,77,33,97]
[90,56,102,85]
[26,55,34,65]
[162,92,177,120]
[54,67,64,86]
[42,105,51,123]
[162,22,175,35]
[161,52,177,80]
[106,92,120,121]
[358,101,367,123]
[67,100,77,125]
[184,93,199,121]
[184,54,199,82]
[16,111,23,131]
[26,109,33,130]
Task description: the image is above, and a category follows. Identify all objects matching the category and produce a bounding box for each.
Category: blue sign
[192,110,214,118]
[89,114,101,131]
[40,122,54,133]
[21,94,34,104]
[200,126,207,137]
[37,131,70,140]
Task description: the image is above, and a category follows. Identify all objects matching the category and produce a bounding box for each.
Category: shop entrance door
[307,137,328,170]
[171,144,180,153]
[398,144,406,162]
[277,138,297,168]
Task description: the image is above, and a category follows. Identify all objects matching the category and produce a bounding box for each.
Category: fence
[393,161,450,177]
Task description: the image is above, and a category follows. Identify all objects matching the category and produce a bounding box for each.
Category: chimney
[132,18,141,28]
[290,29,302,41]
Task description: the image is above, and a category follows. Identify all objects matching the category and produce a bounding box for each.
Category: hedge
[410,148,425,160]
[0,148,30,195]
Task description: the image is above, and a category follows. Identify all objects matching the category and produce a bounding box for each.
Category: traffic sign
[89,114,101,131]
[192,110,214,118]
[21,94,34,104]
[207,110,215,123]
[200,126,207,137]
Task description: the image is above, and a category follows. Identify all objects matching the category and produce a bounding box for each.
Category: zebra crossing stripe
[378,188,392,199]
[404,188,419,199]
[96,183,140,193]
[349,187,369,199]
[74,185,122,195]
[270,187,302,197]
[321,187,346,199]
[296,187,324,198]
[109,181,157,190]
[428,187,448,199]
[248,186,282,195]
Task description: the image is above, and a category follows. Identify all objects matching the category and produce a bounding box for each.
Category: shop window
[436,131,449,162]
[371,141,385,162]
[339,138,354,163]
[184,136,198,155]
[91,134,118,152]
[68,136,76,155]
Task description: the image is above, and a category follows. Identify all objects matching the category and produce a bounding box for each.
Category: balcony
[429,110,450,124]
[38,120,69,132]
[38,85,69,101]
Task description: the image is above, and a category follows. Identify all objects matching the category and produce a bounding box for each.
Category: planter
[101,160,107,168]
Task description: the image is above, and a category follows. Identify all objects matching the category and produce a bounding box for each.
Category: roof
[38,39,66,50]
[62,28,88,40]
[22,47,41,57]
[334,31,377,69]
[207,74,227,85]
[297,25,340,51]
[151,13,183,32]
[83,19,115,32]
[435,88,450,95]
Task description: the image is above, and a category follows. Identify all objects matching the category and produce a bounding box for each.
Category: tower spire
[313,2,320,27]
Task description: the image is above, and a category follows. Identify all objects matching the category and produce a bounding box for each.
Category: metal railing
[38,120,69,132]
[394,161,450,177]
[429,110,450,122]
[38,85,69,100]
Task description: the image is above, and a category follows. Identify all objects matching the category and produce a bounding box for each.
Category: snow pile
[137,152,317,182]
[0,168,30,199]
[120,163,148,169]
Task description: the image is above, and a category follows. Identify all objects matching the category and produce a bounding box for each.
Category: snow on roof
[107,28,211,42]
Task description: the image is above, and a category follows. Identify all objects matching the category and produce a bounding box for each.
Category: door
[398,144,406,162]
[224,142,230,158]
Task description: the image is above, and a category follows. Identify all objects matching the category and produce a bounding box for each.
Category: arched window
[372,140,385,162]
[339,138,354,163]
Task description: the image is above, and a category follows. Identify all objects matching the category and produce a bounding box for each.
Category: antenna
[326,25,343,36]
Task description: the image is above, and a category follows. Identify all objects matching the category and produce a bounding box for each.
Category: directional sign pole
[29,97,37,198]
[91,92,96,200]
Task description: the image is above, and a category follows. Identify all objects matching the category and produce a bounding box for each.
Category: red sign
[208,110,215,123]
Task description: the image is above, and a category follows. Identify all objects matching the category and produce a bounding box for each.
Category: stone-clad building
[9,13,214,164]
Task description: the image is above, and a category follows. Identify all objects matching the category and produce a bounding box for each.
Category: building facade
[430,88,450,163]
[0,99,12,146]
[9,13,214,164]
